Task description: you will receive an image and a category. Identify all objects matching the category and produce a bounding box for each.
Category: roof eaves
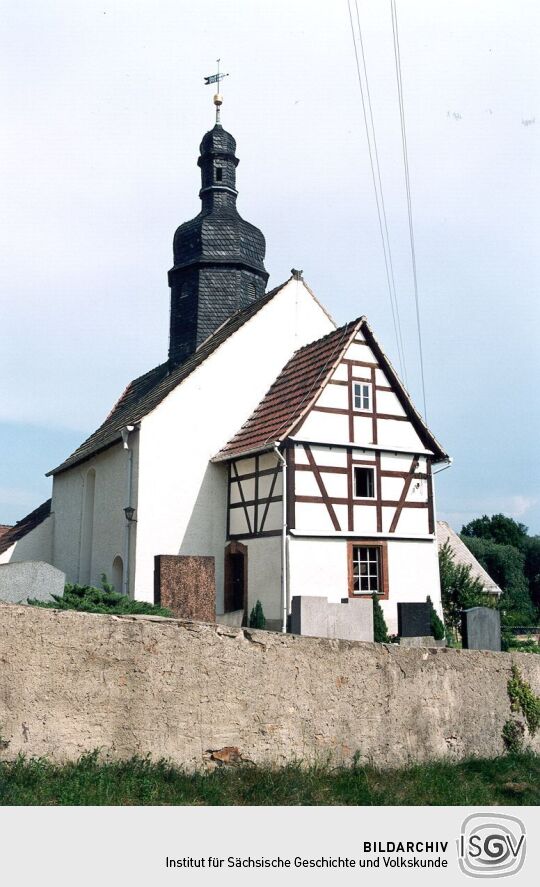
[47,278,292,477]
[212,317,364,462]
[299,276,337,328]
[0,499,52,556]
[361,319,449,462]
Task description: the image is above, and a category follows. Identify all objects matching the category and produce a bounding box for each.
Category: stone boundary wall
[0,602,539,769]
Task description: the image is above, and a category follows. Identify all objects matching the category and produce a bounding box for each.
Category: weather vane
[204,58,229,124]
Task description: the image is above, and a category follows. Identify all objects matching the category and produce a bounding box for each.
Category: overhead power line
[390,0,428,420]
[347,0,408,386]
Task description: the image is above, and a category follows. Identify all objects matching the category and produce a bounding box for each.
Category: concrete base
[399,635,438,648]
[0,561,64,605]
[217,610,244,628]
[291,595,374,642]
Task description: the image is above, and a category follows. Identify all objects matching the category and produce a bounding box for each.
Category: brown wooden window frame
[347,539,389,599]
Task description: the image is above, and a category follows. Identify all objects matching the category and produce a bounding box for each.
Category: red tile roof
[0,499,52,556]
[214,317,448,462]
[214,319,362,460]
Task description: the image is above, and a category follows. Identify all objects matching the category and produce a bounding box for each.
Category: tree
[438,540,494,634]
[249,600,266,630]
[372,593,389,643]
[523,536,540,608]
[461,514,528,551]
[427,595,445,640]
[462,536,535,623]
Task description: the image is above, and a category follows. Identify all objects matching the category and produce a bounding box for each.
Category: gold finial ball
[213,93,223,107]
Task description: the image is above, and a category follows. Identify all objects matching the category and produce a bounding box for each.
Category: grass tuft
[0,751,538,806]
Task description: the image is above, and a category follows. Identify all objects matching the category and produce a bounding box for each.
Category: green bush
[249,600,266,630]
[508,665,540,736]
[28,574,172,618]
[372,593,389,643]
[427,595,445,640]
[438,541,493,635]
[502,719,525,754]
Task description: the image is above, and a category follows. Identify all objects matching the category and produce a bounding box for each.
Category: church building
[0,102,450,635]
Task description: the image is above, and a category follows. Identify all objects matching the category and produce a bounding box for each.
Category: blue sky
[1,0,539,532]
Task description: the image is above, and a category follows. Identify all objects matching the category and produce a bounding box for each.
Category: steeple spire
[167,93,268,365]
[204,59,229,125]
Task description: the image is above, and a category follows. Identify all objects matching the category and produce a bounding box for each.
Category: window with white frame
[352,545,380,593]
[354,466,375,498]
[353,382,371,411]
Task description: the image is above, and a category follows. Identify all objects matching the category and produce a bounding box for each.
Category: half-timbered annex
[215,317,448,633]
[1,106,450,639]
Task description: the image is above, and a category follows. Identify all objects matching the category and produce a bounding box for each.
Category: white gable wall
[296,335,426,452]
[0,515,54,566]
[134,279,334,606]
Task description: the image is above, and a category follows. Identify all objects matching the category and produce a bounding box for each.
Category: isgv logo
[458,813,526,878]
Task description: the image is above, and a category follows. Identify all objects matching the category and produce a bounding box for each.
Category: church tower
[168,113,269,364]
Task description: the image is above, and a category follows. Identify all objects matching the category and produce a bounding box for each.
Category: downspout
[121,425,135,596]
[430,456,452,622]
[273,443,288,633]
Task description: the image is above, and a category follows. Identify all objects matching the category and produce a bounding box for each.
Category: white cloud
[508,496,538,518]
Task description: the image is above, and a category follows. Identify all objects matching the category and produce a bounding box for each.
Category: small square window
[354,466,375,498]
[353,382,371,411]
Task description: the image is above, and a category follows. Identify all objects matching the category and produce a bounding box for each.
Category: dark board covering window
[354,466,375,498]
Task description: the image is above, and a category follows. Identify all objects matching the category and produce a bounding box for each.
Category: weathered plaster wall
[1,603,538,769]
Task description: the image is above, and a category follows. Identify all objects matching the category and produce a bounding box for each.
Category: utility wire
[346,0,407,385]
[390,0,428,419]
[354,1,408,385]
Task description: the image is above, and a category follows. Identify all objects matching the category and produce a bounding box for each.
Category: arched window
[79,468,96,585]
[112,555,124,595]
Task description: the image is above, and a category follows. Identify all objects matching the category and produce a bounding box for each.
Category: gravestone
[397,602,432,638]
[0,561,64,604]
[154,555,215,622]
[290,595,374,642]
[461,607,501,652]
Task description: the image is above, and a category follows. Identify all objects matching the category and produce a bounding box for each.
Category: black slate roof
[48,279,290,476]
[172,209,267,274]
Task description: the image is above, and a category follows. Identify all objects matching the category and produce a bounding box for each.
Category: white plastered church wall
[133,279,335,607]
[51,433,139,592]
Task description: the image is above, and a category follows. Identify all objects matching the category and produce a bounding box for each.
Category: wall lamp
[124,506,137,523]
